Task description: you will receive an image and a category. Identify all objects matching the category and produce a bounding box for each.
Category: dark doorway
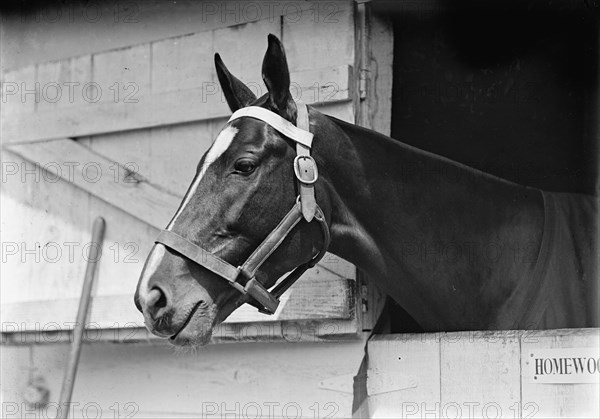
[386,0,598,196]
[373,0,599,333]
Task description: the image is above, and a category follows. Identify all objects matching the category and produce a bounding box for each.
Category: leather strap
[229,106,314,148]
[238,204,331,314]
[156,103,330,315]
[269,206,330,299]
[156,200,320,314]
[239,200,304,279]
[156,230,240,286]
[295,102,318,221]
[156,229,280,313]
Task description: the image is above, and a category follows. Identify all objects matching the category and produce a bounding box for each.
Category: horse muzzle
[139,289,217,346]
[134,257,218,346]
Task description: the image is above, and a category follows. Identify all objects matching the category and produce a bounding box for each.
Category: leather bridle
[154,103,330,315]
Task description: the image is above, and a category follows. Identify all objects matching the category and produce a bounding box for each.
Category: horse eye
[234,159,256,174]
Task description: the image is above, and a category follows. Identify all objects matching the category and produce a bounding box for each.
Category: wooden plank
[521,328,600,419]
[440,331,521,419]
[368,333,441,418]
[92,43,151,105]
[1,271,353,332]
[1,317,361,346]
[2,65,351,145]
[352,7,395,332]
[367,329,600,418]
[5,139,181,229]
[293,65,352,105]
[213,17,281,84]
[36,55,92,111]
[1,150,92,304]
[2,64,37,115]
[1,338,366,418]
[151,31,214,94]
[358,271,387,332]
[367,12,394,136]
[283,1,354,72]
[146,117,222,197]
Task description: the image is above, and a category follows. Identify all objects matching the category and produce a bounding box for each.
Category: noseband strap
[155,103,330,314]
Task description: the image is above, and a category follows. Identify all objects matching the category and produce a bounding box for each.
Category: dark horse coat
[499,191,598,329]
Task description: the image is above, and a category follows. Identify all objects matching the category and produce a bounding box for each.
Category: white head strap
[228,103,317,222]
[228,106,314,149]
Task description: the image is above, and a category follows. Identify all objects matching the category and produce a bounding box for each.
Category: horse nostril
[146,287,169,319]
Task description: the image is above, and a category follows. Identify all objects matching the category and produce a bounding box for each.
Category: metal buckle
[294,155,319,184]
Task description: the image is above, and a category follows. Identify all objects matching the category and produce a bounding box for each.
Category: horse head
[134,34,335,346]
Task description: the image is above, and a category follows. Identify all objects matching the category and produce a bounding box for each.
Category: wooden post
[56,217,105,419]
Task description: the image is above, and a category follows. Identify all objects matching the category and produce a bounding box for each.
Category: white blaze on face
[139,126,238,298]
[166,125,239,230]
[138,244,166,296]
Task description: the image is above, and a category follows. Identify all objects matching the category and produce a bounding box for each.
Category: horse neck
[316,115,544,330]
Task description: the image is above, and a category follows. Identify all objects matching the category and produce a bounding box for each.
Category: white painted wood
[5,139,181,229]
[2,272,354,332]
[521,328,600,419]
[35,55,93,112]
[0,150,92,304]
[1,339,366,418]
[1,0,358,344]
[92,43,151,105]
[368,329,600,419]
[2,64,37,115]
[283,1,354,73]
[213,17,281,86]
[368,333,441,418]
[440,331,521,419]
[2,2,356,144]
[151,31,214,94]
[1,65,352,145]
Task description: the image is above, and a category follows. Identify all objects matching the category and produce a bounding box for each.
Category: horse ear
[215,53,257,112]
[262,34,297,122]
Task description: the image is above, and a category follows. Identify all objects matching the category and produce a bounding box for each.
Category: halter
[154,103,330,314]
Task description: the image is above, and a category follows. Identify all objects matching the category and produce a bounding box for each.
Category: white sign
[527,348,600,384]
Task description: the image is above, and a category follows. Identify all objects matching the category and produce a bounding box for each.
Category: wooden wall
[1,0,360,338]
[368,328,600,419]
[1,1,378,417]
[2,340,367,418]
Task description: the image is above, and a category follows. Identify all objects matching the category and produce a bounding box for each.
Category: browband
[229,106,314,149]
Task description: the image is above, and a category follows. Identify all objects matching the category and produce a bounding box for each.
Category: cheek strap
[228,103,319,221]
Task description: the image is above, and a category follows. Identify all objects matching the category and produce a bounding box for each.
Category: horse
[134,34,598,348]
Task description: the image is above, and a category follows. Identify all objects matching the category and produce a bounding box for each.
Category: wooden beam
[5,138,181,228]
[1,279,353,335]
[2,65,352,145]
[0,316,361,346]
